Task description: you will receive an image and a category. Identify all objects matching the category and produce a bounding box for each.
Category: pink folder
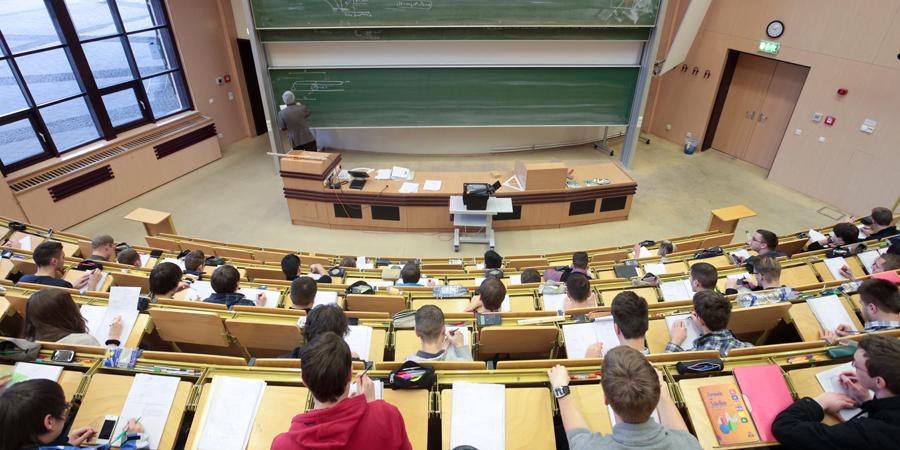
[733,364,794,442]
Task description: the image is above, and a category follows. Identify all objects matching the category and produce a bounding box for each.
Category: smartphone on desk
[96,416,119,445]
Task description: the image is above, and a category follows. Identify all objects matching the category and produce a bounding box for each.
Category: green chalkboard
[252,0,660,29]
[259,27,652,42]
[270,67,638,127]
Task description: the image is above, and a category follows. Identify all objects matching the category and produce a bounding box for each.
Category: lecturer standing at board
[277,91,317,152]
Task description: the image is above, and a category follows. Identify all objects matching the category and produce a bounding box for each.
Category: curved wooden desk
[280,151,637,231]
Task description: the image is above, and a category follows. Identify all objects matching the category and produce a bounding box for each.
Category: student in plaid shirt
[823,279,900,344]
[666,291,752,356]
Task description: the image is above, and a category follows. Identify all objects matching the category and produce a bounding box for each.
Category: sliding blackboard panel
[269,67,638,127]
[253,0,660,29]
[259,27,652,42]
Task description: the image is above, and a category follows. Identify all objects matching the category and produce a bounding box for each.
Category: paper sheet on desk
[345,325,373,361]
[633,246,653,258]
[665,314,701,350]
[18,236,33,251]
[643,263,667,275]
[450,382,505,450]
[391,166,411,180]
[161,258,186,271]
[500,295,511,312]
[807,295,857,333]
[447,326,472,346]
[184,281,215,301]
[119,374,180,450]
[351,379,384,400]
[816,363,872,421]
[194,376,265,450]
[542,293,567,312]
[138,253,151,268]
[857,250,880,274]
[808,229,828,243]
[398,182,419,193]
[509,274,521,285]
[374,168,391,180]
[239,288,279,307]
[823,257,849,280]
[659,279,694,301]
[423,180,442,191]
[314,291,338,307]
[81,287,140,344]
[12,362,62,384]
[563,317,619,358]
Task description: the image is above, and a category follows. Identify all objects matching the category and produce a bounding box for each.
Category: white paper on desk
[18,236,33,251]
[500,295,511,312]
[808,229,828,244]
[390,166,411,180]
[816,363,872,421]
[542,293,567,312]
[194,376,266,450]
[81,287,140,344]
[665,314,701,350]
[608,405,659,426]
[119,374,179,450]
[447,326,472,346]
[807,295,857,333]
[314,291,338,307]
[351,379,384,400]
[239,288,279,307]
[476,263,485,270]
[858,250,880,274]
[161,258,186,271]
[823,257,849,280]
[474,277,485,287]
[729,249,751,264]
[423,180,442,191]
[308,273,323,281]
[643,263,667,275]
[398,182,419,193]
[138,253,151,268]
[184,280,215,301]
[563,317,619,358]
[509,275,521,285]
[345,325,373,361]
[450,382,505,450]
[355,256,375,270]
[13,362,62,383]
[374,168,391,180]
[659,279,694,301]
[633,246,653,258]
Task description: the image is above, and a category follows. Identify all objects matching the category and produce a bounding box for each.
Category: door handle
[758,112,767,123]
[746,110,756,120]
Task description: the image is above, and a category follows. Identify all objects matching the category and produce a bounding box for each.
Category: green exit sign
[759,40,780,54]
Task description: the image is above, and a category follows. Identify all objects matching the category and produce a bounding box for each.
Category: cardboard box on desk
[279,150,339,176]
[514,161,567,191]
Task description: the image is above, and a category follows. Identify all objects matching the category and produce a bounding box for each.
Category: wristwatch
[552,385,571,399]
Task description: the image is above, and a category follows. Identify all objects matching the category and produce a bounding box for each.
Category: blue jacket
[204,292,255,309]
[26,434,146,450]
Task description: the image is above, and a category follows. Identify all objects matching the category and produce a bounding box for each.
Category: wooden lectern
[278,150,342,191]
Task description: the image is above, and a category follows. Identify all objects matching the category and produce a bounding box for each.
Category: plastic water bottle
[838,280,863,294]
[683,132,698,155]
[736,287,797,308]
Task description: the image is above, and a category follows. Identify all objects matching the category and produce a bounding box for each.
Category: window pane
[117,0,166,32]
[15,48,82,105]
[40,97,99,151]
[0,3,61,54]
[66,0,118,40]
[128,29,177,77]
[102,88,143,127]
[82,37,134,88]
[0,60,29,116]
[0,118,44,166]
[143,72,186,118]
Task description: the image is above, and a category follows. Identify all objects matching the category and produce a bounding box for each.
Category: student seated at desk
[724,256,786,295]
[808,222,861,252]
[396,262,428,287]
[25,288,123,347]
[632,240,675,260]
[0,379,149,450]
[689,262,717,293]
[116,248,142,268]
[520,268,542,284]
[842,254,900,284]
[405,305,472,362]
[773,334,900,449]
[823,279,900,344]
[272,332,411,450]
[282,304,355,359]
[734,229,786,267]
[860,207,899,241]
[564,273,597,311]
[182,250,205,278]
[203,265,267,309]
[666,291,752,356]
[148,262,188,300]
[464,277,506,313]
[549,346,701,450]
[483,249,503,276]
[86,234,115,262]
[545,251,593,282]
[289,276,317,312]
[18,242,100,291]
[587,291,651,358]
[282,254,332,284]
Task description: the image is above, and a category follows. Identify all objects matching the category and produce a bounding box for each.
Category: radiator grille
[154,124,218,159]
[48,165,114,202]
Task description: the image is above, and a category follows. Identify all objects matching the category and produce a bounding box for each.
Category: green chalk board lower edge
[258,27,652,42]
[308,124,629,129]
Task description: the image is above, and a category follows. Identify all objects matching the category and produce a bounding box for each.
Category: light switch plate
[794,128,802,135]
[812,112,824,123]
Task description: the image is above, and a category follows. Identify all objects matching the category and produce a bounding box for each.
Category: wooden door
[744,62,809,169]
[711,54,777,159]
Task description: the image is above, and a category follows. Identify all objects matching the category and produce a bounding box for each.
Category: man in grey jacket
[549,346,701,449]
[277,90,317,151]
[405,305,472,362]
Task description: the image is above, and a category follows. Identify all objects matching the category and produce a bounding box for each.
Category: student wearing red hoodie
[271,332,412,450]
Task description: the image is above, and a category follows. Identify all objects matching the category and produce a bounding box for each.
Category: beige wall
[165,0,253,147]
[644,0,900,215]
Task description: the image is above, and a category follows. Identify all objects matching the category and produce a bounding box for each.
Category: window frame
[0,0,193,176]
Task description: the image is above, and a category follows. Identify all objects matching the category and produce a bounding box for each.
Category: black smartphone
[51,349,75,363]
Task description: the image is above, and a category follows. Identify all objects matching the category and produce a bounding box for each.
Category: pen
[112,416,141,446]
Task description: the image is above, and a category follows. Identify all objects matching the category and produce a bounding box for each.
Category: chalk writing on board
[394,0,433,10]
[597,0,655,24]
[323,0,373,17]
[290,71,351,100]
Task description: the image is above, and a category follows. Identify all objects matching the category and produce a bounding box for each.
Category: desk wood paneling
[411,298,470,313]
[383,389,430,450]
[781,265,821,287]
[569,384,614,436]
[72,373,191,450]
[441,387,555,450]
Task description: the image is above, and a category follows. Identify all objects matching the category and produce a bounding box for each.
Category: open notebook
[665,314,702,350]
[807,295,857,333]
[816,363,872,421]
[562,317,619,358]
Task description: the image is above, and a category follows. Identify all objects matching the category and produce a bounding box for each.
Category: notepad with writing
[665,314,701,350]
[660,279,694,301]
[194,376,266,450]
[81,287,141,344]
[345,325,373,361]
[183,280,215,301]
[733,365,793,442]
[699,383,760,446]
[857,250,880,274]
[238,288,279,307]
[450,382,505,450]
[807,295,857,333]
[816,362,872,421]
[120,374,180,450]
[563,317,619,358]
[823,257,849,280]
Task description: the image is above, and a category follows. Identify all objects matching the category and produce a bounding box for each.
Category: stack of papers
[542,293,567,312]
[120,374,180,450]
[374,168,391,180]
[80,287,141,344]
[807,295,857,333]
[508,275,522,285]
[345,325,373,361]
[659,279,694,301]
[390,166,412,181]
[423,180,442,191]
[665,314,702,350]
[563,317,619,358]
[12,362,63,385]
[398,182,419,193]
[195,376,266,450]
[313,291,338,307]
[823,257,849,280]
[816,363,872,421]
[450,382,505,450]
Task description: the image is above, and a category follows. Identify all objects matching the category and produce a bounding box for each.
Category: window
[0,0,191,175]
